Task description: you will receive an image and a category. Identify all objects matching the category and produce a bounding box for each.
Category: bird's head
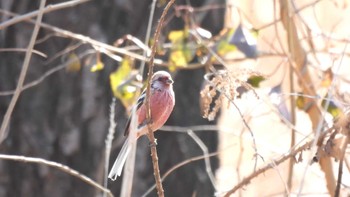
[151,71,174,89]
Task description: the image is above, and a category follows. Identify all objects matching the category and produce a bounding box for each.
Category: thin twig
[0,0,90,30]
[0,48,47,58]
[335,136,348,197]
[0,0,46,143]
[138,0,157,76]
[141,152,220,197]
[231,102,260,171]
[187,130,217,191]
[223,140,313,197]
[0,50,94,96]
[144,1,175,196]
[160,125,219,132]
[0,154,113,197]
[0,9,164,66]
[103,98,117,197]
[287,8,297,193]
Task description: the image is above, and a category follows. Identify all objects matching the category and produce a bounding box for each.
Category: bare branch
[0,50,93,96]
[0,0,90,30]
[144,1,175,196]
[223,140,312,197]
[0,0,46,143]
[103,98,117,197]
[142,152,220,197]
[0,48,47,58]
[0,154,113,197]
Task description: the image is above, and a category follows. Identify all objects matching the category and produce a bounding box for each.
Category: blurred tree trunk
[0,0,223,196]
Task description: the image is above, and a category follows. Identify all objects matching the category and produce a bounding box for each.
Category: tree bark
[0,0,223,196]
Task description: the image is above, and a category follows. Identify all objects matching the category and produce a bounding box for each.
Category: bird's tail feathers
[108,139,131,181]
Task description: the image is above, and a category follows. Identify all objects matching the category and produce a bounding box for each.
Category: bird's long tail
[108,138,131,181]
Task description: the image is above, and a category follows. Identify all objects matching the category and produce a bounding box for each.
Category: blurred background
[0,0,222,196]
[1,0,350,197]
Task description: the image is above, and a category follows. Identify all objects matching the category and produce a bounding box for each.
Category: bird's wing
[123,89,146,136]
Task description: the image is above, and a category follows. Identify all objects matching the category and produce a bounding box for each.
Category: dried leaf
[65,53,81,72]
[321,68,333,87]
[325,136,347,160]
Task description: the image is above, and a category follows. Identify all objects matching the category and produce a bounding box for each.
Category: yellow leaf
[218,28,237,55]
[65,53,81,72]
[109,58,138,109]
[296,94,305,110]
[321,68,333,87]
[168,29,194,70]
[217,39,237,56]
[168,30,187,42]
[90,61,104,72]
[90,52,104,72]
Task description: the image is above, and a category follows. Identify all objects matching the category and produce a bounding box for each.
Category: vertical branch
[0,0,47,143]
[285,1,296,190]
[144,1,175,197]
[287,60,296,191]
[138,0,157,75]
[279,0,335,195]
[103,98,117,197]
[334,136,348,197]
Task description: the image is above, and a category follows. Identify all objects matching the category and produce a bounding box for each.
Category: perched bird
[108,70,175,181]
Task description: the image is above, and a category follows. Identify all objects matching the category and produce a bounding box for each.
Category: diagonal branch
[223,140,312,197]
[0,0,90,30]
[0,0,46,143]
[0,154,113,197]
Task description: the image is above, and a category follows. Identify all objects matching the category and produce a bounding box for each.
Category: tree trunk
[0,0,223,196]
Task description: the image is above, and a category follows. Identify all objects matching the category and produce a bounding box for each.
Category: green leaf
[322,98,342,118]
[247,75,265,87]
[216,28,237,56]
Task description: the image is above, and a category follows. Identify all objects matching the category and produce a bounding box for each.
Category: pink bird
[108,71,175,181]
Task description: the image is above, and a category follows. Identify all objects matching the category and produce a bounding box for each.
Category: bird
[108,70,175,181]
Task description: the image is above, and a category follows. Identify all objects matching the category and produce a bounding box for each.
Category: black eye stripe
[158,76,168,81]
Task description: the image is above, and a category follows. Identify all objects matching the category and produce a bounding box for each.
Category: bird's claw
[149,138,157,147]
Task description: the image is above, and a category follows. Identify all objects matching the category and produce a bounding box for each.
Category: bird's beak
[166,78,174,85]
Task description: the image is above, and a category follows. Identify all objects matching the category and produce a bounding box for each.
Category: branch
[0,0,90,30]
[0,48,47,58]
[144,1,175,197]
[142,152,220,197]
[103,98,117,197]
[223,140,312,197]
[0,0,46,143]
[0,50,93,96]
[0,154,113,197]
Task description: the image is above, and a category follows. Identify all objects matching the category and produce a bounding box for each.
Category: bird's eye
[158,77,166,81]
